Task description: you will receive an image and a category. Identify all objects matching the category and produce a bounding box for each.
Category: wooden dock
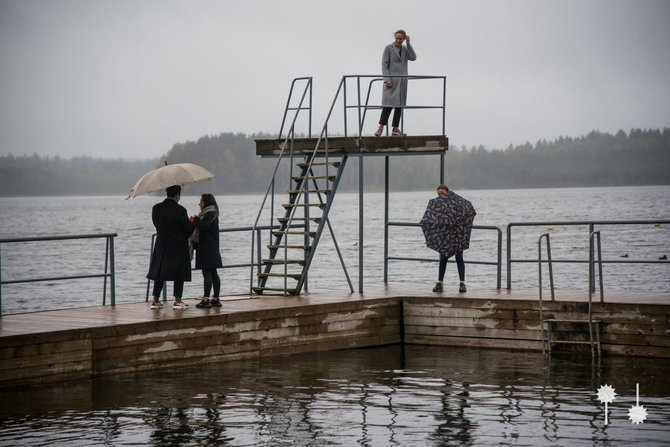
[1,284,668,387]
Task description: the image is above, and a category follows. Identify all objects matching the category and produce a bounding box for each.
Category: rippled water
[0,185,669,314]
[0,345,668,446]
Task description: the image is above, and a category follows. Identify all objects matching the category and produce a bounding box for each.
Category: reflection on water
[1,345,668,446]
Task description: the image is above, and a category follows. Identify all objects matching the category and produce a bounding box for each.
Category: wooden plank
[94,314,400,363]
[405,334,544,351]
[405,325,541,341]
[255,136,449,156]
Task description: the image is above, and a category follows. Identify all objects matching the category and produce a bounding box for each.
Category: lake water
[0,186,669,314]
[1,186,669,445]
[1,345,669,446]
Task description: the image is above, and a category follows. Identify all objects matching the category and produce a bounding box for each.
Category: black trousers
[152,280,184,299]
[202,268,220,298]
[438,252,465,282]
[379,107,402,127]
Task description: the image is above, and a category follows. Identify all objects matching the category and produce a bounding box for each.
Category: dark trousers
[202,268,220,298]
[379,107,402,127]
[438,252,465,282]
[152,280,184,299]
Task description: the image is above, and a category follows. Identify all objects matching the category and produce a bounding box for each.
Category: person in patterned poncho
[419,185,476,293]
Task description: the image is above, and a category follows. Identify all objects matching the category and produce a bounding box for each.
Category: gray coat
[381,42,416,107]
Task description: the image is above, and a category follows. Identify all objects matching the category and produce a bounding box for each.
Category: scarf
[190,205,218,244]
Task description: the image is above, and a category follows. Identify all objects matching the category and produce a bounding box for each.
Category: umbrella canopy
[126,163,215,199]
[419,192,476,258]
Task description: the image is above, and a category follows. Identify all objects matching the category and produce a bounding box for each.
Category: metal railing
[384,222,503,289]
[355,74,447,136]
[0,233,117,316]
[146,224,305,301]
[507,220,670,291]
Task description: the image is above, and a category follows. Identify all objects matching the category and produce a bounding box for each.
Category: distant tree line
[1,128,668,196]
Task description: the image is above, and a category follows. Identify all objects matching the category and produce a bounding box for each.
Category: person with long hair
[192,193,223,308]
[374,29,416,137]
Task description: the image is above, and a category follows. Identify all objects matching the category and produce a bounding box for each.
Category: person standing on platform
[147,185,194,310]
[374,29,416,137]
[192,193,223,308]
[433,185,477,293]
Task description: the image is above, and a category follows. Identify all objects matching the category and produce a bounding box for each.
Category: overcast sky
[1,0,669,159]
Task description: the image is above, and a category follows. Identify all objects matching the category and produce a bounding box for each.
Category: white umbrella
[126,162,215,199]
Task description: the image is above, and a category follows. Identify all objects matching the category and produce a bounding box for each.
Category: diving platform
[255,135,449,157]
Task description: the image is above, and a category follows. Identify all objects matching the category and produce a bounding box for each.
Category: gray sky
[1,0,669,159]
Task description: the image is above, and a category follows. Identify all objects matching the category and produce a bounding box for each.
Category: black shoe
[210,298,222,307]
[459,283,467,293]
[432,282,443,293]
[196,298,212,308]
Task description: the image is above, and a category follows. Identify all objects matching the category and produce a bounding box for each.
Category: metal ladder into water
[538,231,603,357]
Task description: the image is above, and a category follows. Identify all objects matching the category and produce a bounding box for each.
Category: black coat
[147,198,194,282]
[194,211,223,269]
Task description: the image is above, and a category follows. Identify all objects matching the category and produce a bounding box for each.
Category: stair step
[547,340,597,345]
[257,272,302,279]
[268,244,310,250]
[262,259,306,265]
[283,203,326,209]
[277,217,321,223]
[288,189,330,194]
[293,175,336,181]
[300,148,344,153]
[252,286,297,295]
[296,161,341,168]
[272,230,316,237]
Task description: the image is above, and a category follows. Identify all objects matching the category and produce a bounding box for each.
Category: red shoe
[374,126,384,137]
[392,127,406,136]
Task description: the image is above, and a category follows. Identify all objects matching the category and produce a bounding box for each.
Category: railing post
[384,156,390,283]
[496,227,502,290]
[109,235,116,306]
[588,223,595,292]
[103,236,109,305]
[359,155,364,292]
[0,244,3,316]
[506,224,512,289]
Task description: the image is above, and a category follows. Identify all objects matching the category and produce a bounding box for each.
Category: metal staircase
[252,155,349,295]
[250,77,353,296]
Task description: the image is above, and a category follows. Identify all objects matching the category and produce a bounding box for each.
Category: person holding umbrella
[147,185,195,309]
[420,184,476,293]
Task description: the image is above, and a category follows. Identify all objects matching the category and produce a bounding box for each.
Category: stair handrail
[538,232,554,353]
[275,79,347,293]
[250,77,312,293]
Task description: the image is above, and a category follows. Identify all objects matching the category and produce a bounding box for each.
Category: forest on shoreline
[1,127,668,196]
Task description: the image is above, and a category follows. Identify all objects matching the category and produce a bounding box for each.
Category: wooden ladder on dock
[253,154,349,295]
[538,232,603,357]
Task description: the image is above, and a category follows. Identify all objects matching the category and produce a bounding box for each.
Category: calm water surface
[0,345,669,446]
[1,186,669,314]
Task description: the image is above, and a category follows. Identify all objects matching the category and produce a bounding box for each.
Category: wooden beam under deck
[255,135,449,157]
[1,284,668,387]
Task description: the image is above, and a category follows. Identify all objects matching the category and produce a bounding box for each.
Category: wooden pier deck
[255,135,449,156]
[1,284,668,387]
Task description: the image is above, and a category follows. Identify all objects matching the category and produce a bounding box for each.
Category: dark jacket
[194,211,223,269]
[147,198,194,281]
